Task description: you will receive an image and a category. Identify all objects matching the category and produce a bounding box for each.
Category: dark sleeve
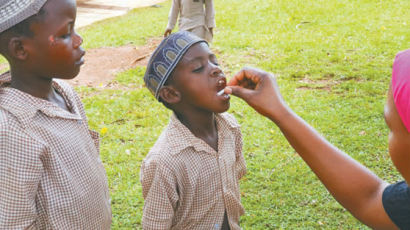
[382,181,410,229]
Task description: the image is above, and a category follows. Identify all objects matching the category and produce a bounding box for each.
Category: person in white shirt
[164,0,215,43]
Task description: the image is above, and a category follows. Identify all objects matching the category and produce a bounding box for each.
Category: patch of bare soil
[296,77,341,92]
[69,38,161,87]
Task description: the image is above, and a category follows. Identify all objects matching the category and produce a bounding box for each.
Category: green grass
[2,0,409,228]
[79,0,409,229]
[0,56,7,73]
[79,3,172,49]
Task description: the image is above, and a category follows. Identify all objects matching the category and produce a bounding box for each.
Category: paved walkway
[76,0,167,28]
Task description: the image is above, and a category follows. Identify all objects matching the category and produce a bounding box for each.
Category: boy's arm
[165,0,180,37]
[205,0,216,29]
[140,157,178,230]
[0,125,43,229]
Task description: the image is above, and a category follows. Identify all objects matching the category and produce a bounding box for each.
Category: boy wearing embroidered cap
[0,0,111,228]
[141,31,246,230]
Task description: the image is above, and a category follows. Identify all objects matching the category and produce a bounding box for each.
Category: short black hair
[0,8,47,55]
[5,8,47,37]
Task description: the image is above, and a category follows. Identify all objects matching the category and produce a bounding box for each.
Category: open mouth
[216,78,229,98]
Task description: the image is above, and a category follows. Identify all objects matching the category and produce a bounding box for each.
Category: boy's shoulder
[0,106,37,146]
[144,128,177,163]
[0,75,23,129]
[141,130,180,179]
[0,73,83,126]
[143,114,195,169]
[218,112,240,129]
[145,112,240,161]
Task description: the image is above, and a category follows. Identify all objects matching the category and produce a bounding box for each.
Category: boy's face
[24,0,84,79]
[171,42,230,113]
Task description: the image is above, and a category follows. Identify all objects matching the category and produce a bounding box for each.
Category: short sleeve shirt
[0,72,111,229]
[140,112,246,230]
[382,181,410,229]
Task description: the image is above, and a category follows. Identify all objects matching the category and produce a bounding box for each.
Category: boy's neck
[10,69,54,99]
[175,110,219,151]
[9,68,70,111]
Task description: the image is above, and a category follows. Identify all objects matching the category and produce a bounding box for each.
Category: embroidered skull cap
[144,31,207,100]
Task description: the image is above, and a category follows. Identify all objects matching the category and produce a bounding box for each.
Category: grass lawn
[2,0,409,229]
[79,0,410,229]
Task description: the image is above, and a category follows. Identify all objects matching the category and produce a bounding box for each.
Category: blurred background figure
[164,0,215,43]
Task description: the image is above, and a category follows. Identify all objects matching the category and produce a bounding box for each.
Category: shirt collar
[165,112,240,156]
[0,71,82,128]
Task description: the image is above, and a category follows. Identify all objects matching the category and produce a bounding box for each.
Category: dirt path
[69,38,161,87]
[70,0,166,87]
[76,0,166,28]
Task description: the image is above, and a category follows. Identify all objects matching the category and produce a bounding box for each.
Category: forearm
[205,0,215,28]
[167,1,179,30]
[270,108,391,227]
[228,67,397,228]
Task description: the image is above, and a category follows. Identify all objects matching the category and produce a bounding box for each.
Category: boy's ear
[159,86,181,104]
[8,37,28,60]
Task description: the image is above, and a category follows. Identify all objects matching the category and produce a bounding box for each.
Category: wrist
[266,104,293,125]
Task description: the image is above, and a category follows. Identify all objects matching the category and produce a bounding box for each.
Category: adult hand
[226,67,289,122]
[164,29,172,37]
[227,67,397,230]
